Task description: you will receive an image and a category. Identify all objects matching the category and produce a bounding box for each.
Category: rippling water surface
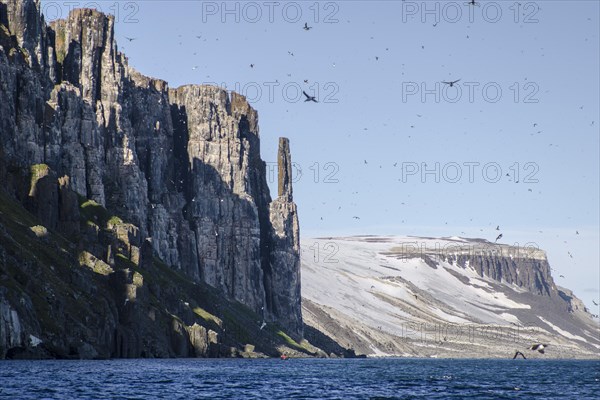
[1,358,598,399]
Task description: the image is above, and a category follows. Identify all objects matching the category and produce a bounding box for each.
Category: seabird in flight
[124,37,136,42]
[529,343,549,354]
[512,351,526,359]
[303,22,312,31]
[495,234,503,242]
[442,79,461,87]
[593,300,598,306]
[303,91,318,102]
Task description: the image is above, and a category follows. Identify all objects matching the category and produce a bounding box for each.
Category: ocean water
[0,358,598,399]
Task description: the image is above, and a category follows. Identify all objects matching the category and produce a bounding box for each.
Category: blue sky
[41,0,599,310]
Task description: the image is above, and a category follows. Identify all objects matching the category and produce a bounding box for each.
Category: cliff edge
[0,0,306,359]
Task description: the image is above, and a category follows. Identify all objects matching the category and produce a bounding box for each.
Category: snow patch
[538,316,588,343]
[29,334,42,347]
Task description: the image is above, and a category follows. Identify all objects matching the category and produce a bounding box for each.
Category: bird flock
[117,3,597,314]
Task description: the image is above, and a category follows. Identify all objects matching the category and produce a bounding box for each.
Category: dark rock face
[0,0,304,358]
[167,86,270,314]
[2,0,47,69]
[444,252,556,297]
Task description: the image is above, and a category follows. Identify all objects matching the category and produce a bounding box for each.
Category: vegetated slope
[0,189,320,359]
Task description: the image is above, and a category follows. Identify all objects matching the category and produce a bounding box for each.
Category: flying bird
[303,91,318,102]
[593,300,598,306]
[559,274,565,278]
[260,321,267,330]
[442,79,461,87]
[512,351,527,359]
[303,22,312,31]
[124,37,136,42]
[353,216,361,220]
[465,0,480,6]
[495,234,503,242]
[529,344,549,354]
[496,225,500,230]
[250,64,255,68]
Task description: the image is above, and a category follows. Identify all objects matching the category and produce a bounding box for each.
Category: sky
[40,0,600,311]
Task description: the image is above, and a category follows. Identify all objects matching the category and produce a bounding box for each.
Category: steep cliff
[0,0,305,358]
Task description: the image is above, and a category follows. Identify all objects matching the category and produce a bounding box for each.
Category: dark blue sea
[1,358,598,399]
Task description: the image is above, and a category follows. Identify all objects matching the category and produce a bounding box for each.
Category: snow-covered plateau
[301,236,599,358]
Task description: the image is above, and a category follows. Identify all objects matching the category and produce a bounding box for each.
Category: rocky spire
[269,137,302,337]
[277,137,293,200]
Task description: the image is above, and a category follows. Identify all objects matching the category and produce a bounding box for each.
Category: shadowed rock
[0,2,310,358]
[277,138,293,200]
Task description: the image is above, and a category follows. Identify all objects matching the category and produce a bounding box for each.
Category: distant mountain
[302,236,599,358]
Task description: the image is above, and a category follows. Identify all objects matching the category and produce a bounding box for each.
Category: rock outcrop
[268,138,302,336]
[437,247,555,297]
[0,0,305,358]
